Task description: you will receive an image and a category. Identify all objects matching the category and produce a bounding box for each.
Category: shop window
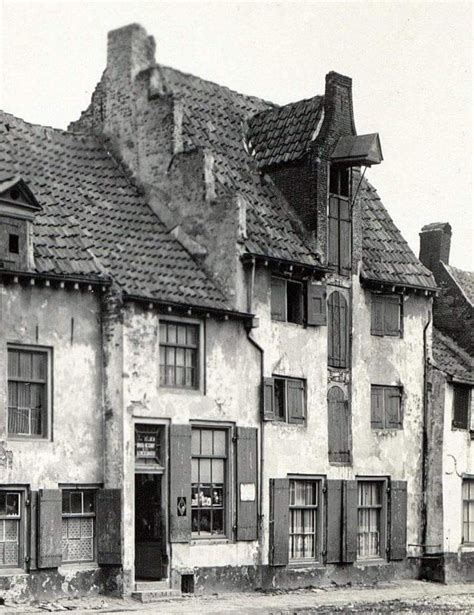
[159,321,199,389]
[328,291,349,368]
[462,479,474,544]
[328,165,351,275]
[7,346,50,438]
[357,481,386,559]
[371,385,403,429]
[191,427,227,537]
[0,491,21,568]
[62,490,95,563]
[289,479,320,561]
[371,295,402,337]
[452,385,471,430]
[263,376,306,424]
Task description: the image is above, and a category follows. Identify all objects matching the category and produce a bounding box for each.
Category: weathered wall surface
[0,282,103,487]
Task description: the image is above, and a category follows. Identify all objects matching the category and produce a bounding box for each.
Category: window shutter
[385,388,402,428]
[328,387,350,463]
[384,297,400,336]
[271,277,286,321]
[170,424,192,543]
[343,480,358,563]
[371,296,384,336]
[96,489,121,565]
[389,481,407,560]
[269,478,289,566]
[287,380,305,424]
[236,427,258,541]
[28,490,38,571]
[339,199,351,274]
[325,480,343,563]
[453,386,470,429]
[328,292,348,368]
[328,196,339,268]
[38,489,62,568]
[307,283,327,326]
[263,377,275,421]
[371,386,384,429]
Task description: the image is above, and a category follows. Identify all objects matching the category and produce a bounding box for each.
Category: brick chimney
[419,222,452,277]
[320,71,356,139]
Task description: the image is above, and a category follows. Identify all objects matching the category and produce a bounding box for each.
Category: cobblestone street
[2,581,474,614]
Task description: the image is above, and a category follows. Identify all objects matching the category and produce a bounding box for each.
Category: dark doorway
[135,473,165,580]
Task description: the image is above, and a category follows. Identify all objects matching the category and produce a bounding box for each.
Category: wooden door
[135,474,163,580]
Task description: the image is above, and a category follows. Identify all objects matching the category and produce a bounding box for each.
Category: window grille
[62,490,95,563]
[0,492,20,567]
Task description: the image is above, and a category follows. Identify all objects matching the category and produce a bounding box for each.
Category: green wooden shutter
[263,377,275,421]
[236,427,258,541]
[28,490,38,571]
[97,489,122,565]
[371,386,384,429]
[269,478,289,566]
[325,480,343,563]
[328,196,339,268]
[384,297,401,336]
[287,380,305,424]
[271,277,286,321]
[38,489,62,568]
[389,481,407,560]
[371,296,384,336]
[385,388,402,428]
[343,480,358,563]
[170,424,192,543]
[339,199,351,274]
[307,283,327,326]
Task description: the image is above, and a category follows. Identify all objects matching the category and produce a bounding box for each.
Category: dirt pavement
[2,580,474,614]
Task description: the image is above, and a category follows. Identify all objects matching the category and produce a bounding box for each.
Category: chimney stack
[419,222,452,277]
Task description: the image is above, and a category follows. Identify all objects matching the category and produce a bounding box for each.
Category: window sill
[159,386,203,396]
[190,538,231,546]
[459,544,474,553]
[287,561,324,569]
[7,436,50,442]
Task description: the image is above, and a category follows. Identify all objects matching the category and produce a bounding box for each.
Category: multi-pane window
[357,481,384,559]
[7,347,48,437]
[274,377,306,424]
[452,385,471,430]
[191,428,226,537]
[463,479,474,544]
[328,165,351,275]
[159,321,199,389]
[289,480,319,561]
[271,277,304,325]
[371,385,403,429]
[328,291,349,368]
[0,492,21,567]
[62,490,95,563]
[371,295,402,337]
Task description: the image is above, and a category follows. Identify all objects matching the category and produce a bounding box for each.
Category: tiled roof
[432,328,474,384]
[443,263,474,306]
[359,178,437,290]
[157,66,320,266]
[0,110,229,310]
[245,97,324,169]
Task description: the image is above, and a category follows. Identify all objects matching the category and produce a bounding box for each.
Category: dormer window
[328,165,351,275]
[9,234,19,254]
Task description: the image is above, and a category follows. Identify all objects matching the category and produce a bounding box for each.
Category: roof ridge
[0,109,99,141]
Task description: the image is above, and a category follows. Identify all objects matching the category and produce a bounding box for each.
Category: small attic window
[329,165,350,198]
[9,188,20,201]
[9,234,19,254]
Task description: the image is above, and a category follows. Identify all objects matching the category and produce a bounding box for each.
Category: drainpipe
[421,308,432,556]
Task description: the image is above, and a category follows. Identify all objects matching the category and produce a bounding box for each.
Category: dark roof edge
[441,261,474,307]
[242,252,326,274]
[431,360,474,386]
[0,268,110,286]
[360,274,438,294]
[123,293,253,321]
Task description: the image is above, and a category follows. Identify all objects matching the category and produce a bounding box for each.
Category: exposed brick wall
[419,223,452,280]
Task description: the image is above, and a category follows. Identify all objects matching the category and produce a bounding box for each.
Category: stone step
[135,580,169,592]
[131,589,182,603]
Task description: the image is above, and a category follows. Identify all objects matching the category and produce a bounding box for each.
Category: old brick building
[419,224,474,582]
[0,22,452,602]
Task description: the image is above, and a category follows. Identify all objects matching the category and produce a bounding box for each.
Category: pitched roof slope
[359,178,436,290]
[0,110,229,310]
[443,263,474,306]
[246,96,324,169]
[156,66,320,266]
[432,328,474,384]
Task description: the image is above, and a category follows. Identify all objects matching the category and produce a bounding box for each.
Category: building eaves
[432,328,474,385]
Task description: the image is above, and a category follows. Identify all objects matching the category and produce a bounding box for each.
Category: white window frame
[288,477,323,563]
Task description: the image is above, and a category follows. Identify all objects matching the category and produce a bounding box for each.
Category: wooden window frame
[191,426,229,539]
[270,276,305,325]
[288,478,323,563]
[356,478,388,561]
[0,488,25,570]
[452,385,471,431]
[273,376,306,425]
[159,319,200,390]
[371,294,403,337]
[61,488,96,564]
[328,164,352,275]
[7,344,52,440]
[462,477,474,545]
[371,385,403,430]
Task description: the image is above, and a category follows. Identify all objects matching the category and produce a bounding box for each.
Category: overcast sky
[0,0,472,269]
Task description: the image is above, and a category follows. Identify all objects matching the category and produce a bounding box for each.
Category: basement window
[8,234,19,254]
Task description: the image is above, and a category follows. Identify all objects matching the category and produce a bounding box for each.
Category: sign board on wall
[240,482,256,502]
